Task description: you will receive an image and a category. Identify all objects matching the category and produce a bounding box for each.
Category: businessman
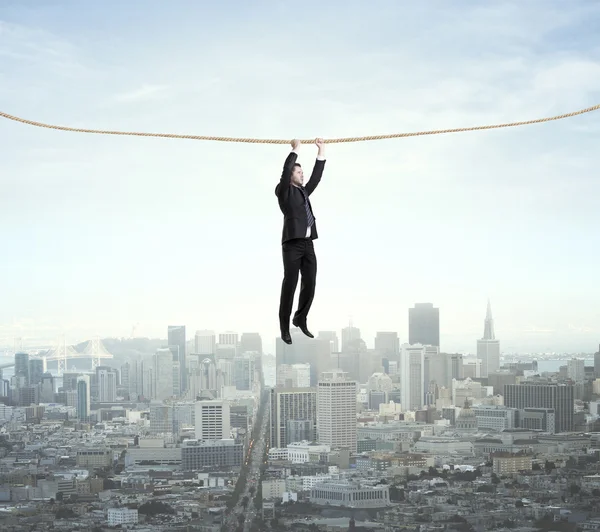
[275,138,326,345]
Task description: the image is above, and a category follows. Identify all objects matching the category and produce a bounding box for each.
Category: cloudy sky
[1,0,599,355]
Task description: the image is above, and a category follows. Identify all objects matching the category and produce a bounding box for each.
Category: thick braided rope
[1,104,599,144]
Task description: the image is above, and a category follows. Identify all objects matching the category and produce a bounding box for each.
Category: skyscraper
[76,375,91,422]
[317,331,339,353]
[96,366,118,402]
[153,348,174,400]
[168,325,187,394]
[400,344,428,411]
[29,359,45,386]
[504,383,574,433]
[341,325,361,352]
[375,332,400,357]
[14,352,30,386]
[240,333,263,355]
[270,387,317,448]
[195,330,216,356]
[594,345,600,379]
[476,301,500,378]
[409,303,440,347]
[317,369,357,453]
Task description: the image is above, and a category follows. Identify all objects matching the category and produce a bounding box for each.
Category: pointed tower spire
[483,299,495,340]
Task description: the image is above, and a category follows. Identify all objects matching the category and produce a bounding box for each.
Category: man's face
[291,165,304,186]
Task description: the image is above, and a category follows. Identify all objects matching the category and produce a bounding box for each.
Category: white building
[476,301,500,378]
[368,372,393,393]
[287,441,331,463]
[107,508,138,526]
[310,480,390,508]
[153,348,174,400]
[195,330,216,355]
[195,400,230,440]
[317,369,357,453]
[567,358,585,383]
[97,368,117,402]
[399,344,427,411]
[472,405,517,432]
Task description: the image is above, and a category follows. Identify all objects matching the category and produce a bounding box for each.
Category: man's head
[291,163,304,187]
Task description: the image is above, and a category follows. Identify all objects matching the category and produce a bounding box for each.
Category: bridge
[0,336,113,376]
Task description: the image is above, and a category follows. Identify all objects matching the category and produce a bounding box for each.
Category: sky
[1,0,600,355]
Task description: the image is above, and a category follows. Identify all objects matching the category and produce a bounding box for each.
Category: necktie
[300,187,315,227]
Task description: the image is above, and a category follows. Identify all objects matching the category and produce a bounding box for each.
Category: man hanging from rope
[275,138,326,344]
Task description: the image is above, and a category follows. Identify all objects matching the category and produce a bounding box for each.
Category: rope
[1,104,599,144]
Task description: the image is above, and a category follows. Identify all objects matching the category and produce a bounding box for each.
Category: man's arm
[305,138,326,196]
[276,139,300,201]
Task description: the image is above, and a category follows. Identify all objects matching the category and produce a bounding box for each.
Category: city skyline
[2,1,600,354]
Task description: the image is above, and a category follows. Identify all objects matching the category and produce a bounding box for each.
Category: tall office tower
[240,333,263,355]
[400,344,428,411]
[198,356,218,391]
[153,348,174,400]
[168,325,187,393]
[195,400,231,440]
[217,332,238,360]
[504,383,574,433]
[39,373,55,403]
[195,330,216,355]
[277,363,311,388]
[375,332,400,358]
[233,353,256,391]
[149,402,174,434]
[14,352,30,385]
[141,360,153,399]
[76,375,91,422]
[62,372,80,392]
[269,387,317,448]
[317,369,357,453]
[595,345,600,378]
[317,331,339,354]
[341,325,361,353]
[409,303,440,348]
[424,351,462,390]
[276,332,329,387]
[567,358,585,383]
[120,362,130,390]
[96,367,118,402]
[28,359,45,386]
[476,300,500,377]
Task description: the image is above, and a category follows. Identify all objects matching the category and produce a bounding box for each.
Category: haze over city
[2,0,600,354]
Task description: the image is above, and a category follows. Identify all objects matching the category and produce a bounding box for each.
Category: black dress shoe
[292,318,314,338]
[281,330,292,344]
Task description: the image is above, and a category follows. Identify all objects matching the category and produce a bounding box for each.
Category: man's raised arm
[276,139,301,200]
[305,138,326,196]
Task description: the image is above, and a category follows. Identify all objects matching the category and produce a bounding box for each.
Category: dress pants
[278,238,317,332]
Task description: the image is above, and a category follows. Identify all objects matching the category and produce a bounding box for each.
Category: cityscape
[0,302,599,531]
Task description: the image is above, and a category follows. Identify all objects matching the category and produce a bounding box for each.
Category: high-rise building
[594,345,600,379]
[504,383,574,433]
[14,352,30,386]
[341,325,361,353]
[96,367,118,402]
[217,332,238,360]
[153,348,174,400]
[400,344,438,411]
[269,387,317,448]
[240,333,263,355]
[120,362,131,389]
[317,331,339,354]
[233,353,256,391]
[375,332,399,358]
[76,375,91,422]
[39,373,55,403]
[195,330,216,355]
[408,303,440,348]
[28,359,45,386]
[149,402,174,434]
[317,369,357,453]
[195,400,231,440]
[168,325,187,394]
[424,352,463,390]
[477,301,500,378]
[567,358,585,383]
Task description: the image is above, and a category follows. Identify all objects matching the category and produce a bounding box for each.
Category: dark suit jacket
[274,151,325,244]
